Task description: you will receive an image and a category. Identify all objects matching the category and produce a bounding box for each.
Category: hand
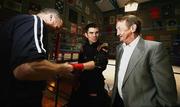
[58,62,73,74]
[94,50,108,70]
[97,43,109,53]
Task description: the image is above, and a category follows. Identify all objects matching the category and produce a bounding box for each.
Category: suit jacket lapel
[115,44,124,87]
[122,37,145,87]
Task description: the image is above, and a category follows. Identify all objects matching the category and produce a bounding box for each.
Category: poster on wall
[175,8,180,15]
[81,16,85,24]
[78,26,83,35]
[3,0,22,12]
[28,2,41,14]
[161,4,174,18]
[55,0,64,14]
[159,35,172,49]
[76,0,82,10]
[116,14,123,20]
[87,20,93,24]
[103,16,109,25]
[93,13,97,20]
[70,23,77,34]
[166,19,177,31]
[144,35,155,41]
[160,35,171,41]
[98,17,103,25]
[150,7,160,19]
[0,2,2,9]
[152,20,163,30]
[69,8,78,24]
[68,0,76,6]
[109,16,115,24]
[85,5,90,15]
[106,25,113,35]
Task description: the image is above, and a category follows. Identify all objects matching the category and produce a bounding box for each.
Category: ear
[84,33,88,38]
[49,14,53,21]
[130,24,137,33]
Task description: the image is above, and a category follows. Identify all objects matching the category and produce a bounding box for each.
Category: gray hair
[39,8,61,19]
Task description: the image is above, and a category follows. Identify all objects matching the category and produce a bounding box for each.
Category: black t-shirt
[78,40,107,93]
[0,14,48,106]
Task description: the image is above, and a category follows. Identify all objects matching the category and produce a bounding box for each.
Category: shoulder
[144,40,162,48]
[9,14,35,28]
[145,40,161,45]
[142,40,167,55]
[12,14,34,22]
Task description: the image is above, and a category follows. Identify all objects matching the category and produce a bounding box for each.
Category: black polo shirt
[0,14,48,106]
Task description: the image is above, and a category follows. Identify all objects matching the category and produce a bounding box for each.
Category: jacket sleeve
[94,43,109,71]
[150,43,177,106]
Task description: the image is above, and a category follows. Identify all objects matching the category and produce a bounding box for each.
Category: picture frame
[109,16,115,24]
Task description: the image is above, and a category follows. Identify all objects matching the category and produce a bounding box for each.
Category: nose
[93,33,97,36]
[116,30,121,37]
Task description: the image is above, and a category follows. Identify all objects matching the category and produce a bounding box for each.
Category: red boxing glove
[71,63,84,71]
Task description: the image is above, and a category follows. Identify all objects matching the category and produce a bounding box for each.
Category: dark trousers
[67,90,111,107]
[112,93,124,107]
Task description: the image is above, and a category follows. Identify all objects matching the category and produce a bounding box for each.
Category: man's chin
[92,40,98,43]
[119,38,123,42]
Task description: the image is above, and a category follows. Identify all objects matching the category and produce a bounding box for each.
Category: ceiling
[95,0,151,12]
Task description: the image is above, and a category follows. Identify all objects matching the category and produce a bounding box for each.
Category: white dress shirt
[118,36,140,98]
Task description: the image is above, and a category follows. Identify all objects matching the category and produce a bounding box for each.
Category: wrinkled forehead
[116,20,127,28]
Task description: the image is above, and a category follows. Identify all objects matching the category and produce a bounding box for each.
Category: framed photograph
[78,26,83,35]
[76,0,82,9]
[72,53,79,60]
[166,19,177,31]
[116,14,123,20]
[152,20,163,30]
[28,2,41,14]
[70,23,77,34]
[81,16,85,23]
[55,0,64,14]
[4,0,22,12]
[85,5,90,15]
[160,35,171,41]
[109,16,115,24]
[175,8,180,15]
[67,0,75,6]
[69,8,78,24]
[161,4,174,18]
[150,7,160,19]
[64,53,71,61]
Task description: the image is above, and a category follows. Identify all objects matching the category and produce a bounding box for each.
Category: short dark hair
[84,23,99,33]
[118,15,142,34]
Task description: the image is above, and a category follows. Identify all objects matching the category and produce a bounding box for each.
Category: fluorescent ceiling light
[125,0,138,12]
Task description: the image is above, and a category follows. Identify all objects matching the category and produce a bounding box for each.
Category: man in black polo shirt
[0,8,73,107]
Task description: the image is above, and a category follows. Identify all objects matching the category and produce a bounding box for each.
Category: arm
[71,43,108,71]
[13,59,73,80]
[94,48,108,70]
[150,43,177,106]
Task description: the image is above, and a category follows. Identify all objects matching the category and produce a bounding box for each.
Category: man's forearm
[13,59,73,80]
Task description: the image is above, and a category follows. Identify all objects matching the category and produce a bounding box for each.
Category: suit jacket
[111,37,177,107]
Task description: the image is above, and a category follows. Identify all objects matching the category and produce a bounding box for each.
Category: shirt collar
[122,35,140,48]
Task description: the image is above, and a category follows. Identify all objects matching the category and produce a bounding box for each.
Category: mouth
[119,35,122,38]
